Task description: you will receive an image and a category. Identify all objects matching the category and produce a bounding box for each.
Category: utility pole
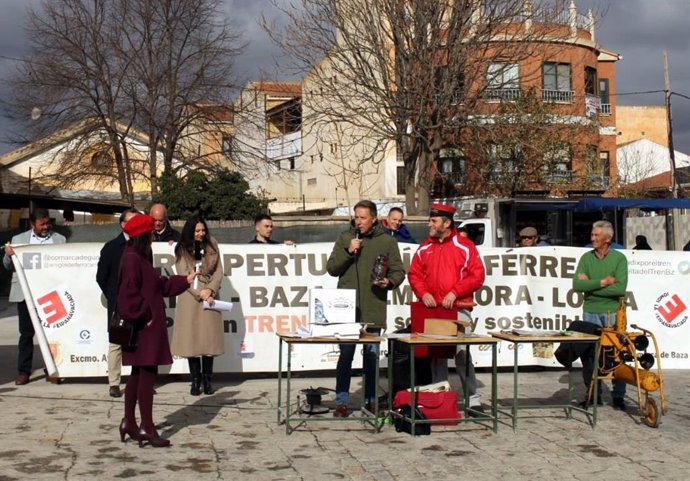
[663,50,681,250]
[664,51,678,199]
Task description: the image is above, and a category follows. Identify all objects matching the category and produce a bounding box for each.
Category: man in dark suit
[3,207,67,385]
[149,203,180,244]
[96,208,139,397]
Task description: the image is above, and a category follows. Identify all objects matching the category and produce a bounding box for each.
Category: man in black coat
[96,208,139,397]
[149,203,180,244]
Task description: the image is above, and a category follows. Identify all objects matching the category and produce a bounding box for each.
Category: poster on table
[11,241,690,377]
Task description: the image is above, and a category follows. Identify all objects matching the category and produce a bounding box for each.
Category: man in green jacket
[573,220,629,410]
[327,200,406,417]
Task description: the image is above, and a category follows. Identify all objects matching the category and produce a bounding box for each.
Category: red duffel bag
[393,390,461,425]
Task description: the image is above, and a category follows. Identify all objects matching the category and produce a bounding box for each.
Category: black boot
[201,356,215,395]
[188,357,202,396]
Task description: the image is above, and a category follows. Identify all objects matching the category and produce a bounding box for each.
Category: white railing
[266,131,302,161]
[599,103,611,115]
[486,88,522,101]
[542,170,574,184]
[541,89,574,103]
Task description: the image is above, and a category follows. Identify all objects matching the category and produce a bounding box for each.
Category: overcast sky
[1,0,689,158]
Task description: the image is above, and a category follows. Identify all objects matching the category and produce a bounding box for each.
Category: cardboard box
[423,318,469,336]
[309,288,356,324]
[410,302,464,358]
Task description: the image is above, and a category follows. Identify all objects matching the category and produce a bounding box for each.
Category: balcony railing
[542,89,574,103]
[266,131,301,161]
[542,170,574,184]
[599,103,611,115]
[486,88,522,101]
[441,171,465,184]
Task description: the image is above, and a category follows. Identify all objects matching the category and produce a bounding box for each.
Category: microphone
[353,229,361,256]
[193,241,203,290]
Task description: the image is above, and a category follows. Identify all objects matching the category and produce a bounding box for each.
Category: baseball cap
[519,227,538,238]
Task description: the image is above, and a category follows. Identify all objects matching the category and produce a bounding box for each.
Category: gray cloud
[1,0,689,156]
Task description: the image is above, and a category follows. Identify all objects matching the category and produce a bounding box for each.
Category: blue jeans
[583,312,627,399]
[335,328,381,405]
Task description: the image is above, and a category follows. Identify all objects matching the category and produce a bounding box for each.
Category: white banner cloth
[11,242,690,377]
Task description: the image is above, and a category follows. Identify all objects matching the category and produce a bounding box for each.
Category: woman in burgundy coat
[116,214,196,448]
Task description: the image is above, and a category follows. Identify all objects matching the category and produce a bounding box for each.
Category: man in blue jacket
[381,207,416,243]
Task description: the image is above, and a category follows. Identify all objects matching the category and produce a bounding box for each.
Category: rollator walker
[588,299,668,427]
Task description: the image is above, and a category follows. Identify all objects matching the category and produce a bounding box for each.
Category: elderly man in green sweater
[327,200,406,417]
[573,220,629,411]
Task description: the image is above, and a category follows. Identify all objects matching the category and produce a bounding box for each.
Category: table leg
[374,342,380,432]
[277,337,283,425]
[491,343,498,433]
[387,339,393,424]
[464,346,470,416]
[592,340,599,428]
[512,342,518,431]
[410,345,416,428]
[567,365,573,419]
[286,339,293,435]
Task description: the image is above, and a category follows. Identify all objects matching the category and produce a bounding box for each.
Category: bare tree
[3,0,243,202]
[264,0,577,214]
[462,88,598,196]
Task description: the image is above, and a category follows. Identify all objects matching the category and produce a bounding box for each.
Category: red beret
[429,203,456,219]
[123,214,155,237]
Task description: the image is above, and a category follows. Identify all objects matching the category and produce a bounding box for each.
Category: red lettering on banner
[36,291,67,324]
[657,294,687,323]
[244,314,307,333]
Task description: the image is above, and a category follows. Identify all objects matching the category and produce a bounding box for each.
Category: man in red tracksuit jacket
[408,203,486,416]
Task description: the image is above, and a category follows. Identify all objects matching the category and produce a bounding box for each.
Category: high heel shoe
[138,427,171,448]
[119,418,141,443]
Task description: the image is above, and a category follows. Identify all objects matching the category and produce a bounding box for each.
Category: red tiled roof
[249,81,302,98]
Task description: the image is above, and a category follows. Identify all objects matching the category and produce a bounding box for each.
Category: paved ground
[1,297,689,480]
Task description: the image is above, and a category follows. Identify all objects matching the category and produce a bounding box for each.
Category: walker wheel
[642,398,660,428]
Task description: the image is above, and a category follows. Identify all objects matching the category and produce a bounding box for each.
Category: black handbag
[108,311,138,348]
[108,256,139,348]
[394,404,431,436]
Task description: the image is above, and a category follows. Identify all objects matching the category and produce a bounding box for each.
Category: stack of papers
[297,322,362,339]
[510,329,562,337]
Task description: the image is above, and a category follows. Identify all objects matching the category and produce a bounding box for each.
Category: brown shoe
[44,369,61,384]
[109,386,122,398]
[333,404,349,418]
[15,373,30,385]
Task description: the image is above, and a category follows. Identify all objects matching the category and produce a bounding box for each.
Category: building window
[542,147,573,183]
[222,135,232,158]
[307,177,316,186]
[486,63,520,100]
[439,147,465,184]
[396,166,406,196]
[542,62,573,102]
[487,144,520,182]
[434,66,465,104]
[599,79,611,115]
[289,157,295,170]
[585,67,598,96]
[599,79,610,104]
[599,151,610,176]
[90,149,112,170]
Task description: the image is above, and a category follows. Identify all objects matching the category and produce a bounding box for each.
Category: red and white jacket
[408,230,485,307]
